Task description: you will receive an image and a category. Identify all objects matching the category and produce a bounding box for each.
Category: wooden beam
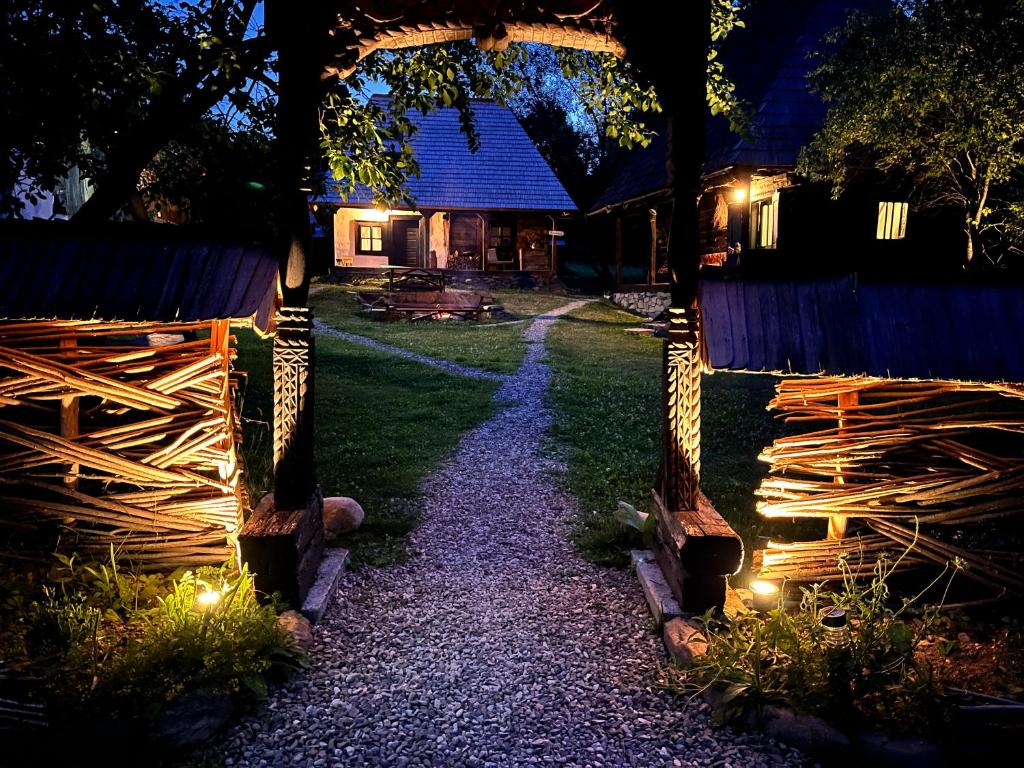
[828,389,859,539]
[614,214,623,288]
[649,207,658,286]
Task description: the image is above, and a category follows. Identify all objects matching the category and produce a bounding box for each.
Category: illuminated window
[752,194,778,249]
[356,223,383,254]
[876,201,908,240]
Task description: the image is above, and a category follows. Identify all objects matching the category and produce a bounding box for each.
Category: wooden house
[589,0,964,287]
[0,222,280,569]
[314,96,576,274]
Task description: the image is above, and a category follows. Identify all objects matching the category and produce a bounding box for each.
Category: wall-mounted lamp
[732,186,747,203]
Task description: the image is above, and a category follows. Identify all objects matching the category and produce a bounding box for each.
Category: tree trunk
[72,38,269,224]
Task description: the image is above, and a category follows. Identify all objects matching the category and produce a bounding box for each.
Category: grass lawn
[234,329,497,566]
[546,300,787,573]
[310,283,570,374]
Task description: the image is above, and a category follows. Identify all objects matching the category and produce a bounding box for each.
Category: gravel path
[222,302,803,768]
[313,319,508,382]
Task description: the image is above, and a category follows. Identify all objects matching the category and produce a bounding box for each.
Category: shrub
[9,556,304,747]
[664,550,959,736]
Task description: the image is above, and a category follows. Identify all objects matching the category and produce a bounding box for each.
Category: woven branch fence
[753,377,1024,600]
[0,319,245,569]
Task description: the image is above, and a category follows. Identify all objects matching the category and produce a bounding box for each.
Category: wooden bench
[651,489,743,613]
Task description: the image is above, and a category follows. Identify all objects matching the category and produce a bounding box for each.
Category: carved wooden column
[663,305,701,510]
[617,0,741,613]
[240,0,333,608]
[273,306,316,508]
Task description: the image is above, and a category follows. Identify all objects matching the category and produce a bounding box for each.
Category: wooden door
[392,219,420,267]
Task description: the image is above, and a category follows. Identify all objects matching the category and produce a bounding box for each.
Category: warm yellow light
[750,578,781,613]
[358,208,392,222]
[750,579,780,596]
[732,186,747,203]
[196,589,222,608]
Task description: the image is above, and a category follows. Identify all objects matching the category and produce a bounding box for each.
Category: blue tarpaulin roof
[316,97,577,213]
[699,274,1024,383]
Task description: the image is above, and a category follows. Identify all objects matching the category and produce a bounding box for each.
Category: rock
[155,689,234,749]
[278,609,314,652]
[663,617,707,666]
[761,706,850,754]
[323,496,364,542]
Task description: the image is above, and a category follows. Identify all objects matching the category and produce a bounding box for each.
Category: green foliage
[7,556,302,747]
[800,0,1024,265]
[90,565,303,712]
[6,1,751,223]
[665,550,959,735]
[3,0,268,218]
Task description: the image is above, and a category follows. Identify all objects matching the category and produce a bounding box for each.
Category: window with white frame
[876,201,908,240]
[752,194,779,249]
[356,223,384,254]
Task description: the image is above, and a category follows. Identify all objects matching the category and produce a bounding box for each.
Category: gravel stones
[219,301,802,767]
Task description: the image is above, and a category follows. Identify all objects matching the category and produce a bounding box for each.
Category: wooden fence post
[828,389,859,540]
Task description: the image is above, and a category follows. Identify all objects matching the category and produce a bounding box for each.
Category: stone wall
[611,290,671,319]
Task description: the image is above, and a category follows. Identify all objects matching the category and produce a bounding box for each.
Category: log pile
[754,377,1024,599]
[0,319,244,569]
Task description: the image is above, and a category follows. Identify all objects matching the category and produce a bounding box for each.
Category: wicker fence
[0,319,244,569]
[754,377,1024,601]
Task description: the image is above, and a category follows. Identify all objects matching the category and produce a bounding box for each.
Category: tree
[3,1,748,227]
[800,0,1024,266]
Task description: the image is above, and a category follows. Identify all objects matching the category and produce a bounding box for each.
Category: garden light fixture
[749,579,780,613]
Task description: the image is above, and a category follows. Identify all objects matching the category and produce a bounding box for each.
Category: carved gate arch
[247,0,736,612]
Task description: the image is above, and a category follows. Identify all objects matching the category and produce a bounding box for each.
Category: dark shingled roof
[588,122,669,213]
[699,274,1024,383]
[590,0,888,213]
[0,222,280,332]
[715,0,889,169]
[318,97,577,212]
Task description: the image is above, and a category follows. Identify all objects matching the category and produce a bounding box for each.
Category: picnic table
[385,268,446,293]
[355,290,494,321]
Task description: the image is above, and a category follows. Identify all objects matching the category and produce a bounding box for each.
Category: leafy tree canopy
[3,1,748,229]
[800,0,1024,266]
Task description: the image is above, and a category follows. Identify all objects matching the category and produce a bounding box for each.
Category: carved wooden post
[617,0,741,613]
[273,306,316,508]
[663,305,701,510]
[240,0,333,608]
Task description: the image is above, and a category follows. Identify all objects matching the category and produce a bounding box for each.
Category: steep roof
[714,0,889,169]
[0,222,280,332]
[700,274,1024,383]
[318,97,577,212]
[590,0,887,213]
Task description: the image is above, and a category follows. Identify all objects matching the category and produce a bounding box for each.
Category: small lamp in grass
[196,588,222,610]
[821,607,851,649]
[749,578,781,613]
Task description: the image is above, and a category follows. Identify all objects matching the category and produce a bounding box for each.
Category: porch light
[359,208,391,223]
[732,186,747,203]
[749,578,781,613]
